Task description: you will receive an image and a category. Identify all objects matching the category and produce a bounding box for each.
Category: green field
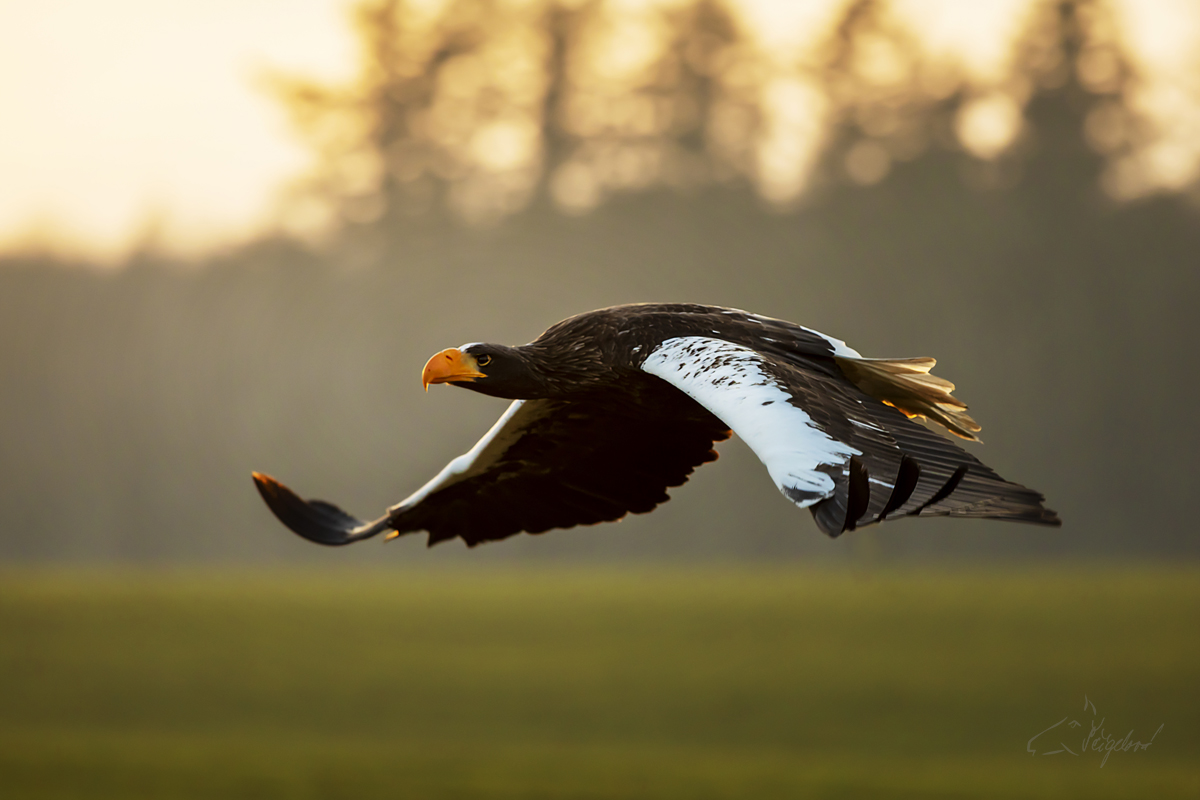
[0,567,1196,799]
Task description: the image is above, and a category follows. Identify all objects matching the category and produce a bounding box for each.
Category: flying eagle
[253,303,1059,546]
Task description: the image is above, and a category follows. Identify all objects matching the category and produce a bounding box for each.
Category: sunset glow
[0,0,1195,261]
[0,0,356,260]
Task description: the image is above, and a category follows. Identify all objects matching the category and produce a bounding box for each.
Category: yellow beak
[422,348,486,391]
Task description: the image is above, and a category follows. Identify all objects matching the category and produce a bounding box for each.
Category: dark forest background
[1,0,1196,564]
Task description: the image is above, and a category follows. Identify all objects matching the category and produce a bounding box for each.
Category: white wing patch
[799,326,862,358]
[387,399,551,514]
[642,336,860,507]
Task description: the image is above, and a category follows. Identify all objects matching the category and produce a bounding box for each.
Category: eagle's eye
[476,354,492,367]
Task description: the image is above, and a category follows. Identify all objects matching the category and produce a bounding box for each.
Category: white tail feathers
[836,356,983,441]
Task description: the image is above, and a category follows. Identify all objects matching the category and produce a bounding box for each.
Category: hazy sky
[0,0,1194,261]
[0,0,357,259]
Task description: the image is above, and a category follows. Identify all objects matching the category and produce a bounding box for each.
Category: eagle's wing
[641,336,1059,537]
[253,390,730,547]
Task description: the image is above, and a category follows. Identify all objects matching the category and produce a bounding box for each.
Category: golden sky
[0,0,357,259]
[0,0,1195,261]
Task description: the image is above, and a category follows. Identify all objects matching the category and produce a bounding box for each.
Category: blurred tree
[268,0,1200,240]
[2,0,1198,564]
[269,0,752,232]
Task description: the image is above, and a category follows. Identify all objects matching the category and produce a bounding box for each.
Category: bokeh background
[1,0,1197,797]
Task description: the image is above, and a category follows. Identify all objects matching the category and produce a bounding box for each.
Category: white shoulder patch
[642,337,860,507]
[388,399,551,514]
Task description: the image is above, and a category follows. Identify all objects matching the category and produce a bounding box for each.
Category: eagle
[253,303,1059,547]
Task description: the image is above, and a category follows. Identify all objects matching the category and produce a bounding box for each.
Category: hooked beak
[422,348,486,391]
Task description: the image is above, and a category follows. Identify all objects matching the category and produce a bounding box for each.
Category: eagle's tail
[836,356,983,441]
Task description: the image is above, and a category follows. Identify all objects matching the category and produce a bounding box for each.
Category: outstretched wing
[641,336,1059,537]
[254,389,730,547]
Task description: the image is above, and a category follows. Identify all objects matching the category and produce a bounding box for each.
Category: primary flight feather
[253,303,1060,547]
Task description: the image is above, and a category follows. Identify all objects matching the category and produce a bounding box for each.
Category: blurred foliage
[1,568,1197,798]
[0,0,1198,563]
[267,0,1199,236]
[269,0,750,229]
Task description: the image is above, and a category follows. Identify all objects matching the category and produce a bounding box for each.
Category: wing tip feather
[252,471,390,546]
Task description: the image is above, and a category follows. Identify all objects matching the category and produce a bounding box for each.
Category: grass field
[0,567,1196,799]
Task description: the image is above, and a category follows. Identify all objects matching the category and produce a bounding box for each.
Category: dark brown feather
[390,384,730,547]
